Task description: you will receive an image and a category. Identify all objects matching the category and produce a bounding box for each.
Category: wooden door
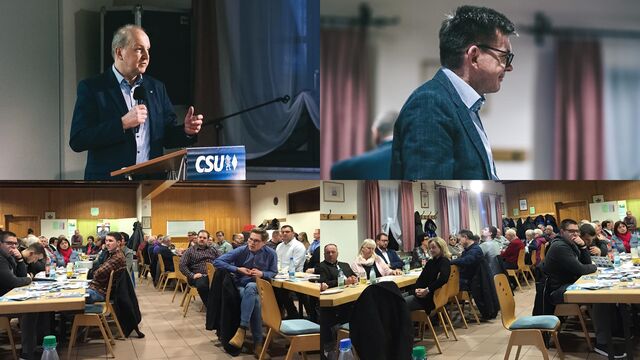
[555,201,590,223]
[4,215,39,238]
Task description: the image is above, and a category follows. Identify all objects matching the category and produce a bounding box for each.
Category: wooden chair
[530,249,538,267]
[457,290,481,325]
[554,304,593,351]
[0,317,17,360]
[506,249,529,290]
[136,250,151,285]
[171,256,188,303]
[518,249,535,283]
[539,242,547,262]
[410,282,452,354]
[68,271,120,359]
[494,274,563,360]
[157,254,177,292]
[445,265,469,329]
[256,278,320,360]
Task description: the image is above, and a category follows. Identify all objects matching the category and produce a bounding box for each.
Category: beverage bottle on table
[613,248,620,268]
[403,258,410,274]
[337,338,355,360]
[412,345,426,360]
[49,258,57,279]
[288,257,295,280]
[41,335,60,360]
[369,267,377,284]
[66,262,74,278]
[337,268,345,289]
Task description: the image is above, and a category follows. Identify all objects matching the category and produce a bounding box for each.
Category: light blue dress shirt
[112,64,150,164]
[442,68,498,179]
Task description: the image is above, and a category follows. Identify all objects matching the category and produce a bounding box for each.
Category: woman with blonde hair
[404,237,451,313]
[351,239,402,279]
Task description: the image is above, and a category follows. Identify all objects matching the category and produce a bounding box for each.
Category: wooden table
[0,277,88,315]
[319,273,419,307]
[564,266,640,360]
[271,279,321,297]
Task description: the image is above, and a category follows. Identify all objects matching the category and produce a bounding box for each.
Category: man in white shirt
[275,225,306,319]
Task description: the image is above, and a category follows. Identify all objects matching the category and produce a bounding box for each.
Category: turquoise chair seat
[509,315,559,330]
[280,319,320,335]
[85,304,104,314]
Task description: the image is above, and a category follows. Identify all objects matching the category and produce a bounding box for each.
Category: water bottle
[369,267,377,284]
[337,338,355,360]
[337,268,345,289]
[49,258,57,280]
[41,335,60,360]
[412,345,426,360]
[403,258,410,274]
[288,256,295,280]
[613,248,621,268]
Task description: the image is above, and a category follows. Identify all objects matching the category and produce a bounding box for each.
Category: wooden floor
[1,279,638,359]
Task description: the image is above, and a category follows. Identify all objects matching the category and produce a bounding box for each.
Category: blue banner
[185,146,246,180]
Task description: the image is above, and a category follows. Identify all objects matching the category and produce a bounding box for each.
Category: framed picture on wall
[420,182,428,191]
[593,194,604,203]
[519,199,528,211]
[142,216,151,228]
[323,181,345,202]
[420,191,429,208]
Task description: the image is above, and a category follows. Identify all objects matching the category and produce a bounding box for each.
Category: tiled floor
[1,280,638,359]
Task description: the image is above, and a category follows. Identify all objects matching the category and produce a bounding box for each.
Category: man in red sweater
[500,228,524,270]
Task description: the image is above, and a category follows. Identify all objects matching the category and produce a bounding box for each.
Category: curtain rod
[521,12,640,46]
[320,3,399,28]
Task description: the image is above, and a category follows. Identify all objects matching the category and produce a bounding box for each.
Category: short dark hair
[106,232,123,242]
[324,243,338,251]
[489,226,498,239]
[579,223,596,237]
[439,5,516,69]
[458,229,475,241]
[216,231,224,236]
[27,242,46,257]
[281,225,294,232]
[375,233,388,241]
[601,220,610,228]
[198,230,210,238]
[560,219,578,230]
[1,231,17,242]
[119,232,130,243]
[613,221,627,236]
[49,237,58,245]
[250,228,268,242]
[87,236,95,241]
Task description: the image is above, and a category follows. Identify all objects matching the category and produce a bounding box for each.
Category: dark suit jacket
[69,70,196,180]
[331,141,392,179]
[390,68,492,179]
[315,260,355,288]
[375,248,403,270]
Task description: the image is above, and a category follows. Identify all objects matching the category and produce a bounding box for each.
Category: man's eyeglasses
[477,44,514,67]
[3,241,18,247]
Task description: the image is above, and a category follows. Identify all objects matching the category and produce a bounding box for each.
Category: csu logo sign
[186,146,246,180]
[195,154,239,173]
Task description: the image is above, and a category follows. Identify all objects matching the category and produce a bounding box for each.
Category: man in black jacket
[0,231,31,296]
[542,219,623,358]
[317,244,357,357]
[450,230,484,291]
[374,233,403,270]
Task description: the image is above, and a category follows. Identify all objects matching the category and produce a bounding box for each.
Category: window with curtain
[479,193,499,228]
[446,189,461,236]
[379,182,402,245]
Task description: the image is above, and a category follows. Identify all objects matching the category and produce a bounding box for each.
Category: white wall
[250,181,320,237]
[321,0,640,179]
[0,0,61,179]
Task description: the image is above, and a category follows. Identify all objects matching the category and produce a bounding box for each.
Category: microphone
[133,86,146,133]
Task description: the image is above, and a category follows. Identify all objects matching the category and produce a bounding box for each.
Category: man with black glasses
[391,5,516,180]
[0,231,32,296]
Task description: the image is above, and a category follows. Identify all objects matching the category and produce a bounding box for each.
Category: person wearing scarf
[611,221,639,253]
[350,239,403,279]
[54,238,79,267]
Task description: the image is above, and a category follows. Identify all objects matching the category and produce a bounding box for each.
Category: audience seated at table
[87,232,126,304]
[20,242,47,276]
[213,228,277,358]
[54,237,79,267]
[411,234,431,269]
[350,239,403,279]
[375,232,404,270]
[447,234,463,257]
[180,230,220,305]
[84,235,98,255]
[450,230,483,291]
[611,220,639,253]
[316,243,357,356]
[275,225,307,319]
[581,223,608,258]
[0,231,32,296]
[404,237,451,314]
[601,220,614,239]
[540,218,625,358]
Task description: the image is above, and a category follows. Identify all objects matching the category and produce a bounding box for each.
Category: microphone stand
[202,95,291,145]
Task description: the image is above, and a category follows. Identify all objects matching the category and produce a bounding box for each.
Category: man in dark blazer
[374,232,404,270]
[390,6,516,180]
[331,110,398,179]
[70,24,203,180]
